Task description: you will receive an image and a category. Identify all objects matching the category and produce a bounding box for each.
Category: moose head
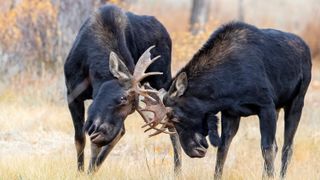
[138,72,212,158]
[84,46,173,147]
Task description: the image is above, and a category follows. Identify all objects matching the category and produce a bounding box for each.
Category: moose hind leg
[214,112,240,180]
[281,95,305,178]
[258,106,278,179]
[169,127,182,175]
[68,98,86,171]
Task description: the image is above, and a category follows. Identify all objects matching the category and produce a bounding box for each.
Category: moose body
[64,5,181,173]
[163,22,312,179]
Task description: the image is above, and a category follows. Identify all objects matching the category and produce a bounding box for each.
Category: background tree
[238,0,245,21]
[189,0,211,35]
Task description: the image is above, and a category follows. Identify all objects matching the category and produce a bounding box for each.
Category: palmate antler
[131,46,174,137]
[137,84,174,137]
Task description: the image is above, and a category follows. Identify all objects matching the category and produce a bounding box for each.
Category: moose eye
[119,96,127,104]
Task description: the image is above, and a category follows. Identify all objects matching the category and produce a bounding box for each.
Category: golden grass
[1,63,320,179]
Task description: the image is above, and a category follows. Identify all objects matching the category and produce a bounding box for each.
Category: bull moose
[144,22,312,179]
[64,5,182,173]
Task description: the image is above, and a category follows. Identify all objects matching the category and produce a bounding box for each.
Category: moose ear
[175,72,188,96]
[169,72,188,98]
[109,52,132,81]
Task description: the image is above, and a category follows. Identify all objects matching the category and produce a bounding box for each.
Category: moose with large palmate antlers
[64,5,181,173]
[145,22,312,179]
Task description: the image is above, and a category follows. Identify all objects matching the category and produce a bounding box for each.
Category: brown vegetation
[302,18,320,59]
[0,0,58,75]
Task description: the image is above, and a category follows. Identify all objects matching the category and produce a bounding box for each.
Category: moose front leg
[214,112,240,180]
[68,98,86,172]
[87,127,126,173]
[169,127,182,175]
[88,143,102,173]
[207,113,221,147]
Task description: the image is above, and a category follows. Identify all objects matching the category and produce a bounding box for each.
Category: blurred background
[0,0,319,179]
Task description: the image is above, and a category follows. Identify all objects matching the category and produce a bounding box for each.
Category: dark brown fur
[181,27,252,78]
[164,22,312,179]
[89,7,128,51]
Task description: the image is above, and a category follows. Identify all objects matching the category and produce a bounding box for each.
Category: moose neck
[185,77,230,115]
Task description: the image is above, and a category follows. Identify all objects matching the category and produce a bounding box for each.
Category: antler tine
[141,114,167,129]
[138,91,157,102]
[134,45,155,75]
[143,126,163,133]
[141,120,156,128]
[140,83,165,97]
[149,130,175,137]
[136,72,163,83]
[133,45,156,74]
[136,107,153,123]
[133,45,163,83]
[148,124,175,137]
[137,86,160,95]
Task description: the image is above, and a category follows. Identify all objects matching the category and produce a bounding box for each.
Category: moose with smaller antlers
[64,5,181,173]
[143,22,312,179]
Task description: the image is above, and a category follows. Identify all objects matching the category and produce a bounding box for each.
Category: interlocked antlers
[131,46,174,137]
[136,84,174,137]
[110,45,174,137]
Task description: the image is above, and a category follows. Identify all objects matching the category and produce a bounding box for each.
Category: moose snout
[89,131,108,145]
[199,137,209,149]
[91,123,112,145]
[187,133,209,158]
[85,119,123,147]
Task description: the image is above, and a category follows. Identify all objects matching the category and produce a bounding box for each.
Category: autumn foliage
[0,0,58,75]
[0,0,319,79]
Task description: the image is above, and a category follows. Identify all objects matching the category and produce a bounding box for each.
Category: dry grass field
[1,1,320,179]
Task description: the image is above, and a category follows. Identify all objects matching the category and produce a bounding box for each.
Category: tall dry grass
[1,84,320,179]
